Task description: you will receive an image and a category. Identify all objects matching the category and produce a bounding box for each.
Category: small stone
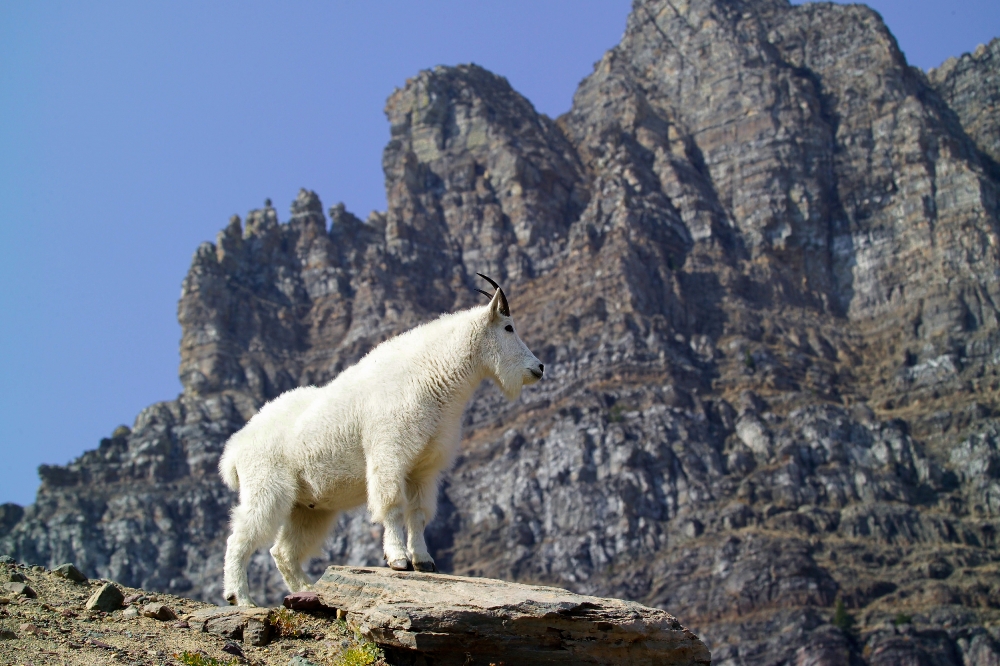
[19,622,41,635]
[282,591,325,611]
[60,609,77,618]
[223,640,247,660]
[85,582,124,612]
[8,571,26,583]
[0,556,15,565]
[142,603,178,621]
[31,565,44,573]
[3,582,35,598]
[122,606,140,619]
[123,594,144,605]
[0,627,16,640]
[52,563,87,583]
[0,597,9,605]
[244,617,271,646]
[173,620,190,629]
[287,656,322,666]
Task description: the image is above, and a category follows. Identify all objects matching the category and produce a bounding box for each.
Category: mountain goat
[218,274,544,606]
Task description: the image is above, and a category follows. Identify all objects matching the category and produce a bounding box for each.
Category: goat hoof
[413,561,436,573]
[388,558,412,571]
[225,593,237,606]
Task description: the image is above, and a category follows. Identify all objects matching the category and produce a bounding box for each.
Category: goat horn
[476,273,510,317]
[477,273,500,291]
[475,289,493,299]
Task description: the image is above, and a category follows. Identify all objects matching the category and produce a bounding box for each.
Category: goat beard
[495,367,525,401]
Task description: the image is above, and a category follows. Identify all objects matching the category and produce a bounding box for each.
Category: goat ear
[488,288,506,321]
[477,273,510,319]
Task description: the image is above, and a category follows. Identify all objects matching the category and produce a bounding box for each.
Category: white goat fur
[218,288,543,606]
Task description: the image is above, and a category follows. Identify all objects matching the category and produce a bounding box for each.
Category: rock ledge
[310,565,710,665]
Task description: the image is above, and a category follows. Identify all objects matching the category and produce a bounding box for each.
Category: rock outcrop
[4,1,1000,663]
[929,37,1000,166]
[310,565,710,665]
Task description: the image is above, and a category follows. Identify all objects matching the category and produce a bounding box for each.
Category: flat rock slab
[189,606,273,646]
[312,566,710,665]
[3,582,35,598]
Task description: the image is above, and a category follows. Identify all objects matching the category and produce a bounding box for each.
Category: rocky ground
[1,557,708,666]
[0,558,385,666]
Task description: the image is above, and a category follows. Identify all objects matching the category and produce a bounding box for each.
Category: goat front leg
[406,509,435,572]
[405,473,439,573]
[368,459,412,571]
[381,506,411,571]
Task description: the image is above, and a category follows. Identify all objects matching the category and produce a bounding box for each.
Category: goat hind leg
[223,495,290,607]
[270,506,336,593]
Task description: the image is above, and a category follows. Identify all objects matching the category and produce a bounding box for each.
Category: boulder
[52,563,87,583]
[85,582,124,612]
[312,566,710,665]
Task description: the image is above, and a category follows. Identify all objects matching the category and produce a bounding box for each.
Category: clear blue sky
[1,1,997,506]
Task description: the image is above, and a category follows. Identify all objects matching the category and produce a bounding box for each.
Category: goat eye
[505,325,514,332]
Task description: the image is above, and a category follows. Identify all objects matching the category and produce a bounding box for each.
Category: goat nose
[538,363,544,373]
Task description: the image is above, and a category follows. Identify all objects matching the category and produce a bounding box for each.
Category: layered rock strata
[4,1,1000,663]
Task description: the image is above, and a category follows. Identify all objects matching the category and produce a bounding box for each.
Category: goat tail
[219,445,240,491]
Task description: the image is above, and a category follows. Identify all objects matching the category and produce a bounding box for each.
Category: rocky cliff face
[4,1,1000,663]
[929,37,1000,168]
